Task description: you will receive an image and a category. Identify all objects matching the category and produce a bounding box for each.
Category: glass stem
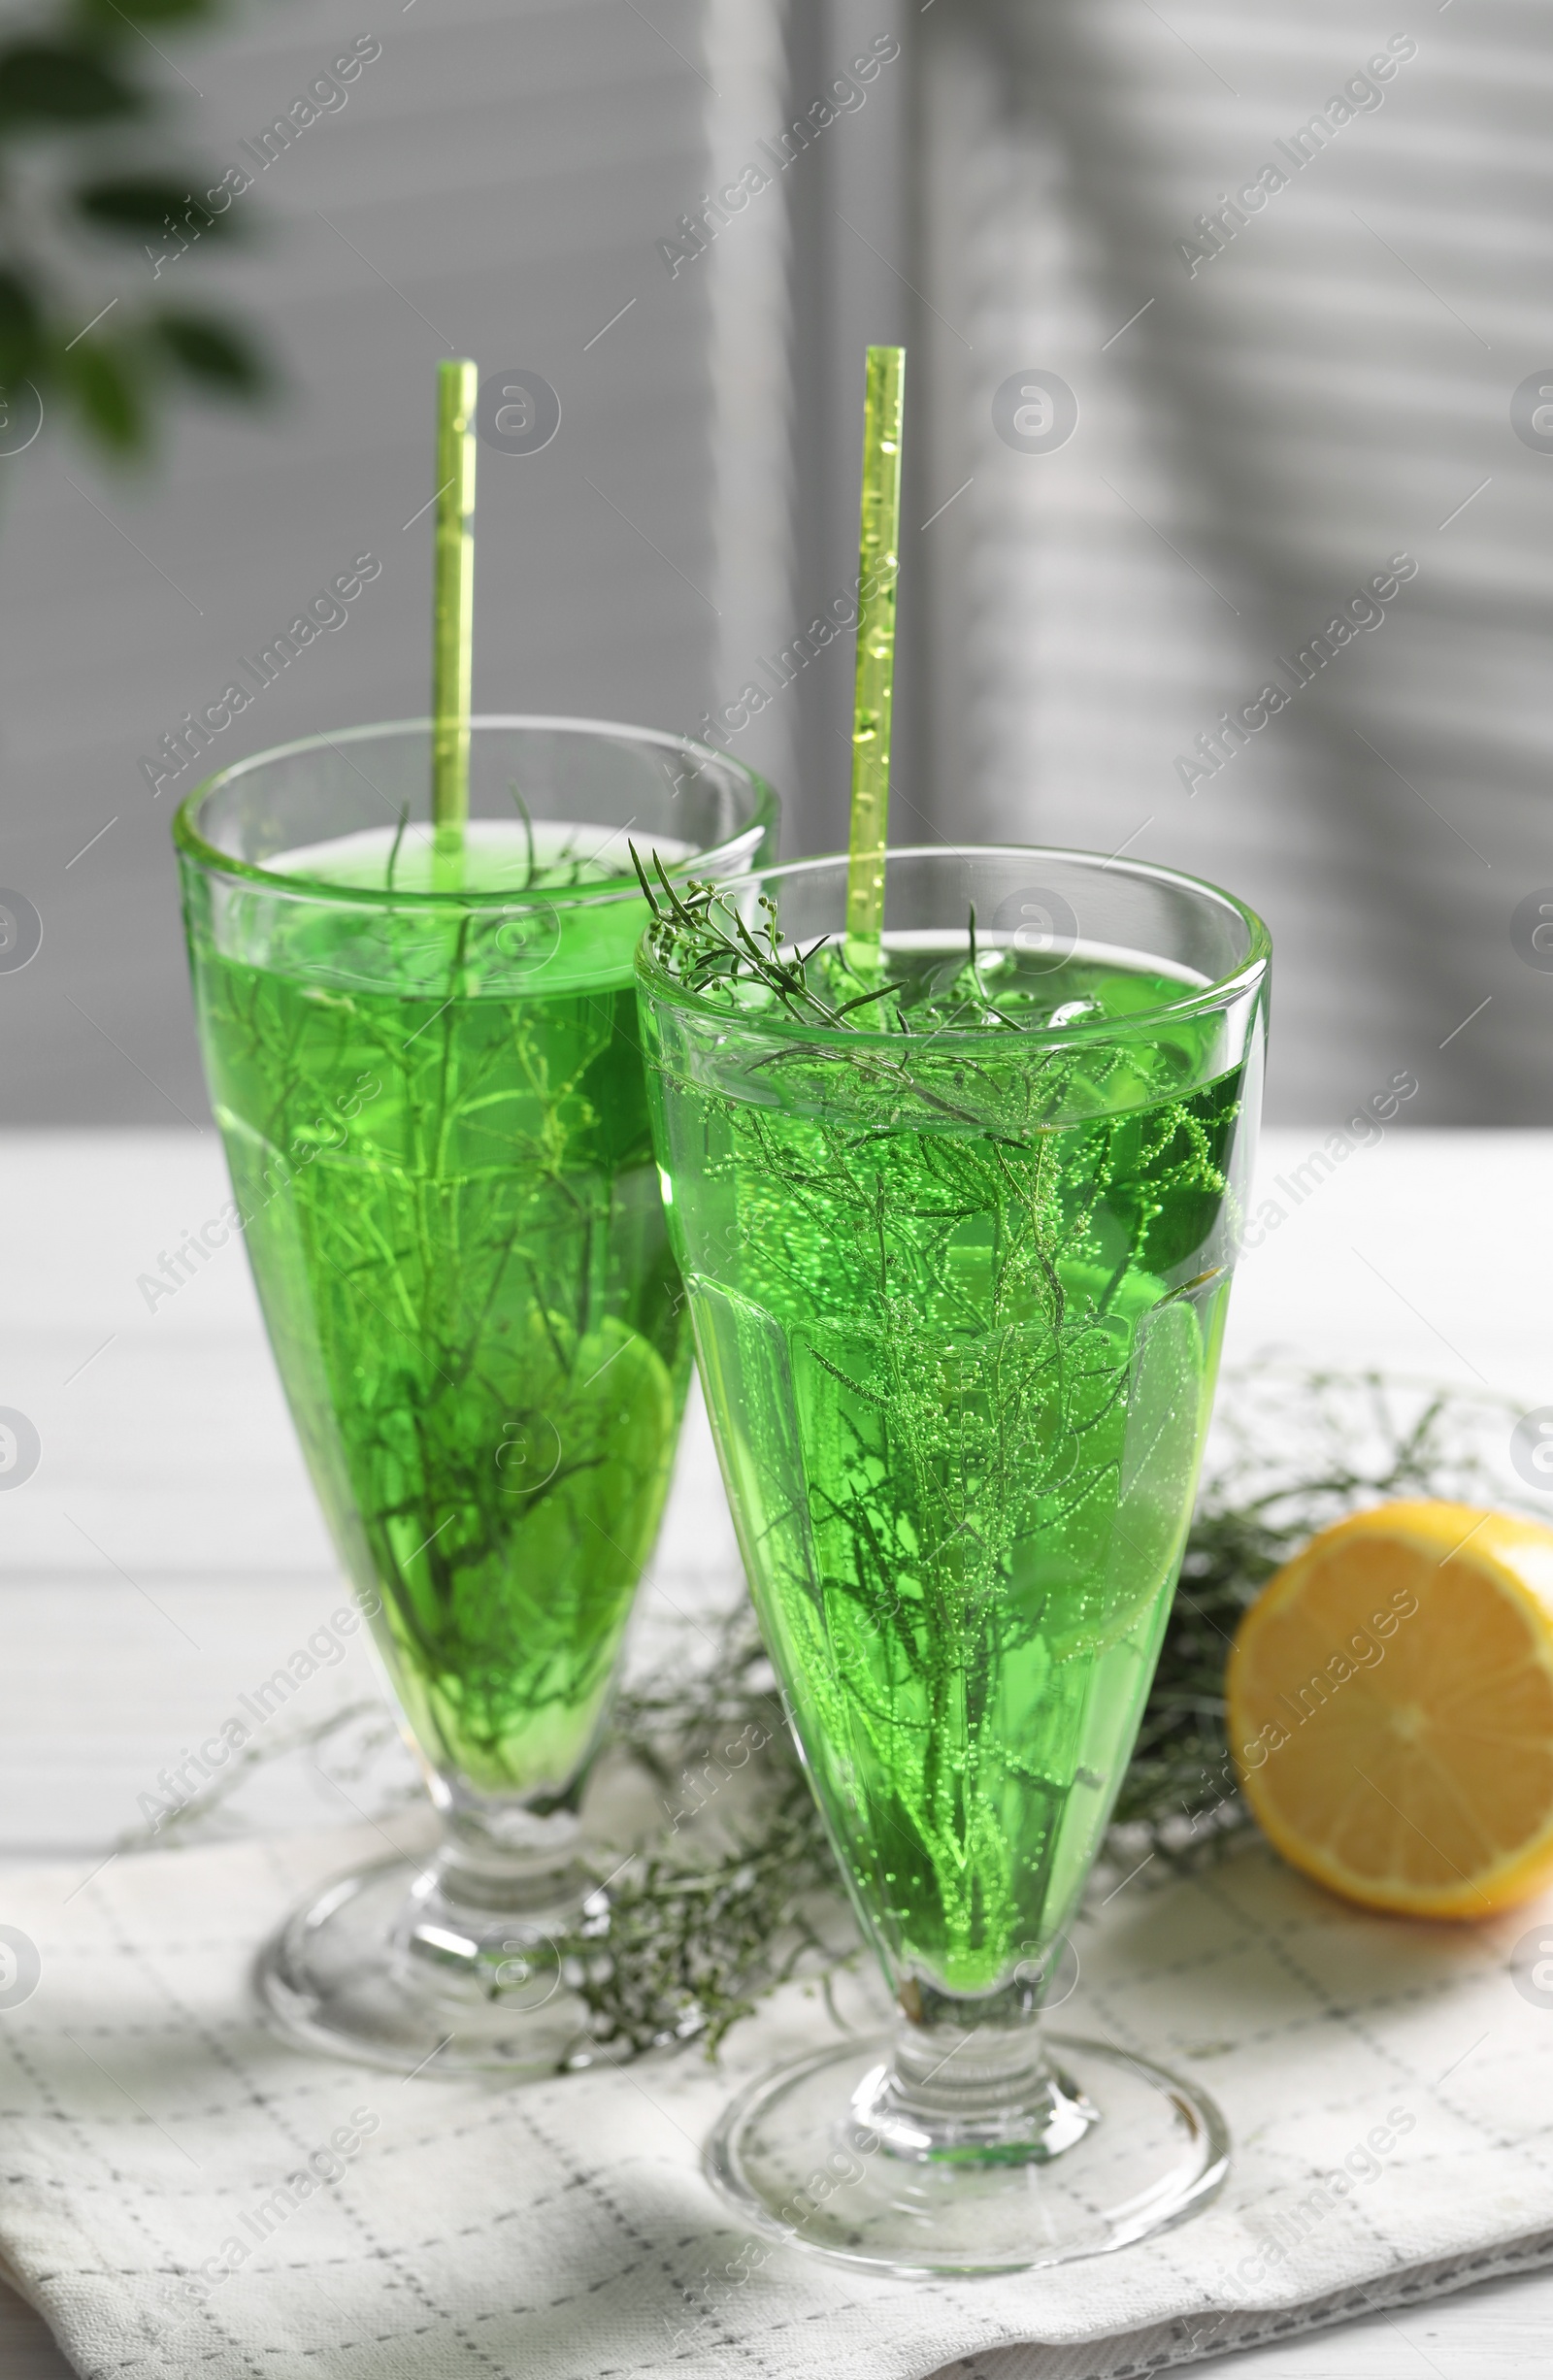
[853,2009,1098,2165]
[398,1789,591,1997]
[432,1792,588,1919]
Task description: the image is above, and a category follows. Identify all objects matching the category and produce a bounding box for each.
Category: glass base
[257,1853,594,2075]
[706,2031,1229,2276]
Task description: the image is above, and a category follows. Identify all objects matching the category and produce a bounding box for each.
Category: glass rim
[171,713,779,910]
[635,842,1272,1047]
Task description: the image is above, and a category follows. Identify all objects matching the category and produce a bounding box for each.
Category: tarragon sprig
[632,844,894,1026]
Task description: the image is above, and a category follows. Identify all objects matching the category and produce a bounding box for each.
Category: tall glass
[637,845,1268,2271]
[175,718,776,2070]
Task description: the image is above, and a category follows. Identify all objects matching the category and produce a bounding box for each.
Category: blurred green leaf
[73,0,219,31]
[0,0,275,467]
[0,269,43,381]
[152,310,270,397]
[75,174,238,237]
[61,336,148,452]
[0,42,142,126]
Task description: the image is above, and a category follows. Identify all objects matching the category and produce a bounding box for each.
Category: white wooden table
[3,1127,1552,2375]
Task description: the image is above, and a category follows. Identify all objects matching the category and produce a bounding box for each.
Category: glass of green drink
[636,843,1269,2271]
[174,717,776,2071]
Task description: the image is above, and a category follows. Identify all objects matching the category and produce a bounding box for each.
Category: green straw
[432,356,478,873]
[844,345,906,963]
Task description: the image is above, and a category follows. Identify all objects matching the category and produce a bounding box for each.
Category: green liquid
[645,940,1250,2002]
[183,824,691,1801]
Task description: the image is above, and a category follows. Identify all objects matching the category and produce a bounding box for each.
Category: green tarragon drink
[176,721,776,2074]
[639,857,1264,2023]
[185,821,689,1800]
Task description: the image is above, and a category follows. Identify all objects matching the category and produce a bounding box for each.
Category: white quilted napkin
[3,1818,1552,2379]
